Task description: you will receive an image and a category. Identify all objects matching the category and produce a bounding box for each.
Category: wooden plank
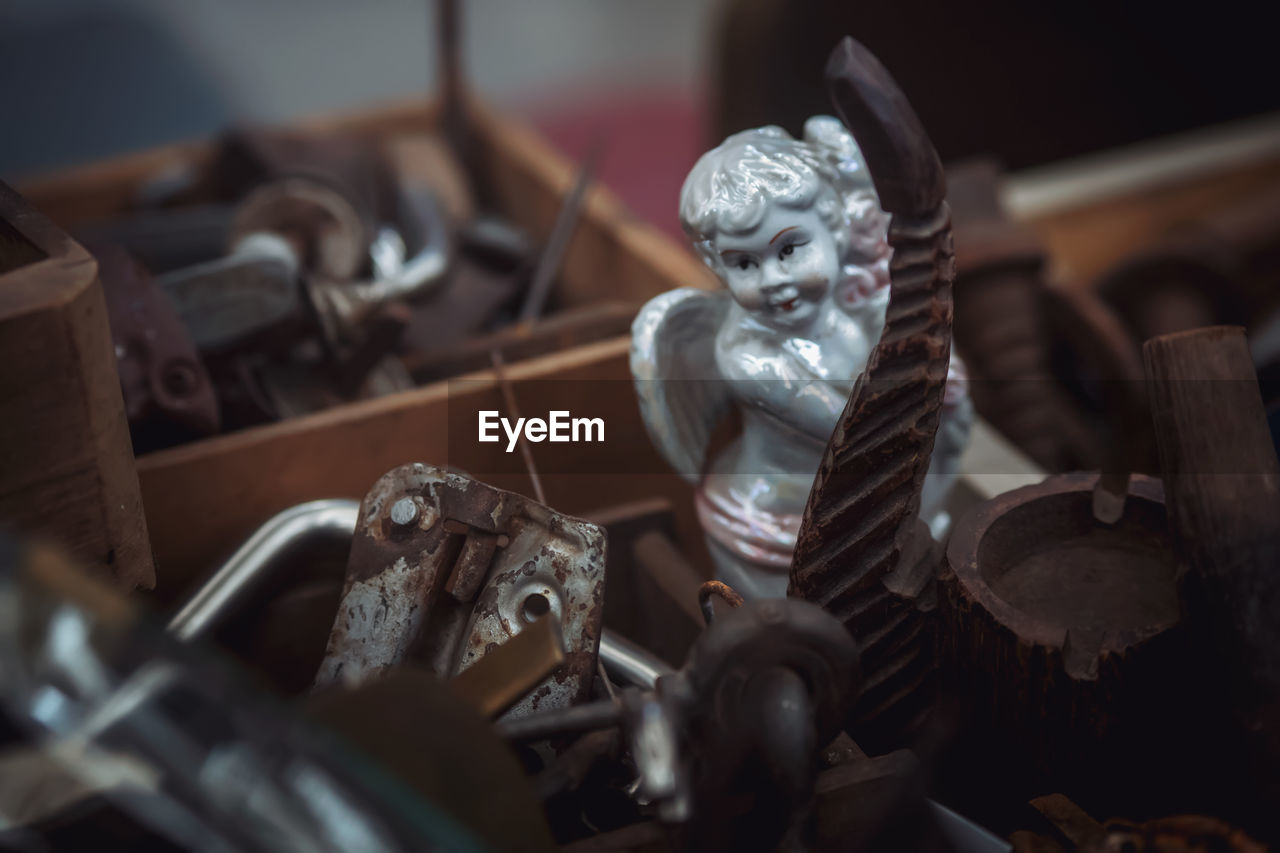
[0,182,153,589]
[1025,160,1280,284]
[405,301,639,383]
[136,337,706,602]
[1002,115,1280,284]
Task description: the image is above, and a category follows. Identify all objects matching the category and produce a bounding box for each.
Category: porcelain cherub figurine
[631,117,971,600]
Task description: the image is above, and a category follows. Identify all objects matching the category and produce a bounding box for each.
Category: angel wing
[630,288,732,484]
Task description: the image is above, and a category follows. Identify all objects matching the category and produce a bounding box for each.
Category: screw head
[389,497,419,528]
[161,360,200,397]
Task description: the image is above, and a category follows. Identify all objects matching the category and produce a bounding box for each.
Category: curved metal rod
[353,186,451,304]
[697,580,744,626]
[599,631,673,690]
[165,499,675,691]
[166,499,359,642]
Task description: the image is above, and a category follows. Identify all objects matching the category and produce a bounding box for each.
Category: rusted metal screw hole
[521,592,550,623]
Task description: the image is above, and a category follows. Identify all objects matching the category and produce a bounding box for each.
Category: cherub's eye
[736,258,755,271]
[778,240,808,260]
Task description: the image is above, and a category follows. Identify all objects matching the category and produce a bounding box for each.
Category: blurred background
[3,0,1277,241]
[0,0,711,239]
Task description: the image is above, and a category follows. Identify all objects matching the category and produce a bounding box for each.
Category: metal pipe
[599,630,673,690]
[516,140,603,325]
[165,499,676,692]
[166,499,359,642]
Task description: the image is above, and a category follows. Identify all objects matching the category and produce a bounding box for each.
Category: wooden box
[17,100,718,603]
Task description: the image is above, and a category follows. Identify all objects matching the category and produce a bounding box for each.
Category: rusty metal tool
[165,497,660,699]
[87,239,221,446]
[497,597,860,838]
[154,230,303,352]
[515,140,604,326]
[434,0,491,207]
[313,464,605,721]
[448,613,567,718]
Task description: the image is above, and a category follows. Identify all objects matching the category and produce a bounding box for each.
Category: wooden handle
[824,36,946,216]
[1143,325,1280,743]
[1143,324,1280,580]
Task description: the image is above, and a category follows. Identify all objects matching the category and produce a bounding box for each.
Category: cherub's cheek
[793,261,833,293]
[730,286,764,310]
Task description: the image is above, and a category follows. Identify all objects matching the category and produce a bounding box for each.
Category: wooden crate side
[135,336,705,601]
[1007,124,1280,285]
[0,183,153,589]
[1026,158,1280,284]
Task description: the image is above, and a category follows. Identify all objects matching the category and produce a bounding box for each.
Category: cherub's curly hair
[679,116,882,271]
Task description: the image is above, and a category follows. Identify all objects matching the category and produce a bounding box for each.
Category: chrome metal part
[167,499,358,643]
[229,176,369,282]
[622,689,687,821]
[928,800,1014,853]
[368,225,407,282]
[308,186,452,346]
[155,230,302,352]
[599,630,673,690]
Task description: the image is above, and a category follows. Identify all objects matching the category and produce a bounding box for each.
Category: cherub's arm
[720,336,849,442]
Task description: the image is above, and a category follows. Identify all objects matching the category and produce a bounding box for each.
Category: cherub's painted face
[712,204,838,329]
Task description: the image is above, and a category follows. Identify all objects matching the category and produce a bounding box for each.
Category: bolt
[390,497,419,528]
[161,360,200,397]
